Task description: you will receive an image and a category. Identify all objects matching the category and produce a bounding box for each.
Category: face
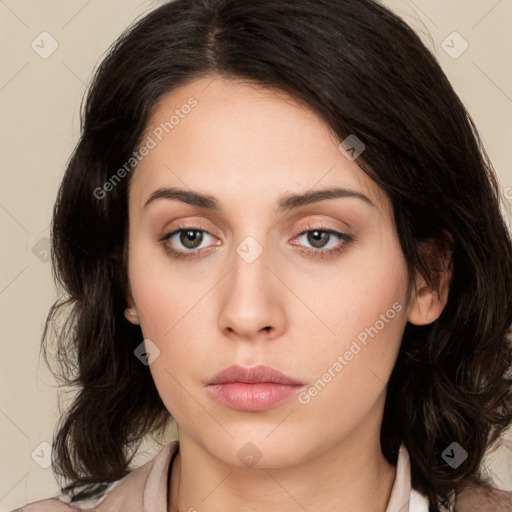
[124,76,425,468]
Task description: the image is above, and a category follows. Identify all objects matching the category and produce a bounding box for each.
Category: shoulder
[11,441,178,512]
[11,461,153,512]
[455,481,512,512]
[11,498,80,511]
[11,462,153,512]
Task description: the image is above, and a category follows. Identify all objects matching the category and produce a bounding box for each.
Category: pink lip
[206,365,305,412]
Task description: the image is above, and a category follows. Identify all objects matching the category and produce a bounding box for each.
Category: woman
[14,0,512,511]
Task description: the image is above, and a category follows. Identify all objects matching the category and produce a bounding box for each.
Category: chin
[199,430,313,469]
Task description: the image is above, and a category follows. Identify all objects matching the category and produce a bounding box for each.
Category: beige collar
[385,443,429,512]
[91,440,429,512]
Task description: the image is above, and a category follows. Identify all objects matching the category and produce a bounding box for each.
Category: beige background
[0,1,511,509]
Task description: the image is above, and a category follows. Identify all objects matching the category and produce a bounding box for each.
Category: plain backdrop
[1,1,511,510]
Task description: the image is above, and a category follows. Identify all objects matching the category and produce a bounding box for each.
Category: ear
[407,233,453,326]
[124,296,140,325]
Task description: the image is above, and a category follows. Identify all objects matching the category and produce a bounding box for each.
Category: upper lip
[207,365,304,386]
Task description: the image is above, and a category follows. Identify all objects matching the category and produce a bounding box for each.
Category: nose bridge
[229,234,271,307]
[217,232,285,338]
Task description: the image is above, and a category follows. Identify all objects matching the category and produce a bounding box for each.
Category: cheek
[127,228,209,335]
[290,236,409,413]
[290,229,409,350]
[127,241,220,389]
[129,266,216,418]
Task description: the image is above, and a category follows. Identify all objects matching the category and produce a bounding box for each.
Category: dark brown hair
[42,1,512,510]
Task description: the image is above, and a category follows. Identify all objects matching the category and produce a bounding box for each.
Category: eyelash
[158,222,354,260]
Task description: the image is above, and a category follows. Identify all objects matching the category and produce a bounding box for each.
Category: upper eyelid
[156,206,354,235]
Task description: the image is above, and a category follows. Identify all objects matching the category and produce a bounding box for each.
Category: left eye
[294,229,347,250]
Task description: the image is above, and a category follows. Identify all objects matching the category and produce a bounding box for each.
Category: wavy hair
[42,0,512,510]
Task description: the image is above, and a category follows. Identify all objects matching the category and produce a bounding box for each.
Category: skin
[124,76,451,512]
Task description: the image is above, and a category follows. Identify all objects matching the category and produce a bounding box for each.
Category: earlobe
[124,300,140,325]
[408,285,441,325]
[124,282,140,324]
[124,307,140,324]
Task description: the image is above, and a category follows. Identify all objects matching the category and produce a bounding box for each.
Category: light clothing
[13,441,429,512]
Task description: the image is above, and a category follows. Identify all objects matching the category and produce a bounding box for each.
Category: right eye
[159,227,221,259]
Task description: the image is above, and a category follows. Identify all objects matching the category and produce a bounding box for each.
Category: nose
[217,240,287,341]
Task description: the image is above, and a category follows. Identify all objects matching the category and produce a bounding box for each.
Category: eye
[159,227,220,259]
[158,223,354,260]
[290,224,354,258]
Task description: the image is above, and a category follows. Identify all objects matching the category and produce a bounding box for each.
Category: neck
[169,398,396,512]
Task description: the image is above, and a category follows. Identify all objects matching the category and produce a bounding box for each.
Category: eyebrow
[143,186,375,212]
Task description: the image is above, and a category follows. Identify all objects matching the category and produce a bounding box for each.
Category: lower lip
[207,382,303,411]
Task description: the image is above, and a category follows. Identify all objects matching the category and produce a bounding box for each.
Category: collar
[385,443,430,512]
[97,440,430,512]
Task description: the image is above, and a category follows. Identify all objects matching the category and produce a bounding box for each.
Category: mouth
[206,364,306,412]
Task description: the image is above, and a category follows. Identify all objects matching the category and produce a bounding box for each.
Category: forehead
[130,76,390,215]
